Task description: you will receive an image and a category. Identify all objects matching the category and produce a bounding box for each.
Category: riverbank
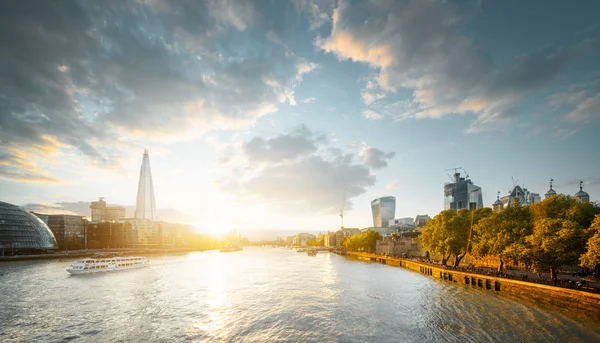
[341,251,600,318]
[0,248,198,262]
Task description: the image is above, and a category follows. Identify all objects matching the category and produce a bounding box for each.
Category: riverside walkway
[340,251,600,316]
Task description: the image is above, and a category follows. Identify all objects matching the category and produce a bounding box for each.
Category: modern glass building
[499,185,541,208]
[371,197,396,227]
[134,149,156,220]
[444,172,483,211]
[0,201,58,255]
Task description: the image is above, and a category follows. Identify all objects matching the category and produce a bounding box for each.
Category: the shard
[134,149,156,220]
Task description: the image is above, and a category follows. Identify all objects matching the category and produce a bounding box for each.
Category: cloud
[553,128,579,139]
[316,0,595,130]
[361,109,384,120]
[218,125,395,214]
[359,145,395,170]
[0,1,318,180]
[548,90,590,108]
[361,91,385,105]
[220,154,375,214]
[565,93,600,121]
[0,138,63,183]
[386,181,399,190]
[241,125,327,163]
[293,0,333,30]
[303,97,317,103]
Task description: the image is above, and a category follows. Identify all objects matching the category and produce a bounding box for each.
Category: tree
[527,218,587,274]
[422,208,492,267]
[472,202,532,271]
[422,210,455,266]
[531,195,600,229]
[341,230,381,252]
[580,214,600,270]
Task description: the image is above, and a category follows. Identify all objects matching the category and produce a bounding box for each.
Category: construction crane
[445,167,462,182]
[339,188,347,229]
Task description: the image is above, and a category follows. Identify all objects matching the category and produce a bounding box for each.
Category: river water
[0,248,598,343]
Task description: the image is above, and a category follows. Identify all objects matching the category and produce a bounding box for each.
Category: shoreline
[341,251,600,318]
[0,248,200,262]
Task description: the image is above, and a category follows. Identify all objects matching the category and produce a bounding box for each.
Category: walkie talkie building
[134,149,156,220]
[371,197,396,228]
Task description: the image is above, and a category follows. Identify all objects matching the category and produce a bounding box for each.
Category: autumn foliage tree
[422,208,492,267]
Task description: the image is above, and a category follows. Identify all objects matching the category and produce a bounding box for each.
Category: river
[0,248,598,342]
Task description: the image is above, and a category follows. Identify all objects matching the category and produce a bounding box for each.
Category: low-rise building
[292,233,315,246]
[375,235,424,257]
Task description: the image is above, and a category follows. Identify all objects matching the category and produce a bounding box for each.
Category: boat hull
[67,264,147,275]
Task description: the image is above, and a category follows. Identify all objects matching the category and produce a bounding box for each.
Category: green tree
[422,210,455,266]
[531,195,599,229]
[341,230,381,252]
[472,202,532,271]
[580,214,600,270]
[422,208,492,267]
[527,218,587,274]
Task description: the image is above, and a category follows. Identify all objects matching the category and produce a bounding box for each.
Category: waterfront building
[334,230,344,247]
[324,232,336,247]
[499,185,541,208]
[0,201,58,255]
[87,221,136,249]
[36,214,87,250]
[341,228,361,237]
[134,149,156,220]
[375,235,423,257]
[371,196,396,227]
[444,172,483,211]
[573,180,590,203]
[292,233,315,246]
[414,215,430,227]
[545,178,557,199]
[90,197,126,222]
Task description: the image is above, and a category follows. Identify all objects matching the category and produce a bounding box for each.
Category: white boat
[67,256,149,275]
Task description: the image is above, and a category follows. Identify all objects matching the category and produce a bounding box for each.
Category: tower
[134,149,156,220]
[545,178,557,199]
[370,196,396,227]
[573,180,590,203]
[493,191,504,212]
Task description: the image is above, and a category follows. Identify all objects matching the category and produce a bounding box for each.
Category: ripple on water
[0,249,599,343]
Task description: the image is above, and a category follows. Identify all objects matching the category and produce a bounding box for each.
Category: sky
[1,0,599,239]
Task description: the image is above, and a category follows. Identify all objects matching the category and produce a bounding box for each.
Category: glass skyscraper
[444,172,483,211]
[134,149,156,220]
[371,197,396,228]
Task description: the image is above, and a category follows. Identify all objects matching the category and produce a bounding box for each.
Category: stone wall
[344,251,600,317]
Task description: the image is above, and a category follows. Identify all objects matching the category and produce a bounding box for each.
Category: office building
[444,172,483,211]
[371,196,396,227]
[134,149,156,220]
[0,201,58,255]
[389,218,415,230]
[500,185,541,208]
[414,215,430,227]
[90,197,126,222]
[45,214,87,250]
